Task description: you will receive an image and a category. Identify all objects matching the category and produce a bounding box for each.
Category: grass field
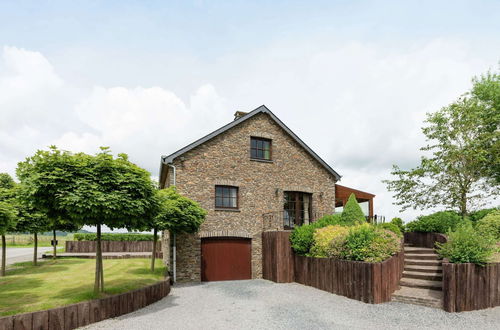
[0,258,166,316]
[4,234,73,248]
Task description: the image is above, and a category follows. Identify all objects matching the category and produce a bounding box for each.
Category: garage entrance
[201,237,251,281]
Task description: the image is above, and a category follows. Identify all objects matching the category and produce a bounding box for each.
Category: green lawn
[4,234,73,248]
[0,258,166,316]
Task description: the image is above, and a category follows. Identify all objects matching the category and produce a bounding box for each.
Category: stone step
[404,265,442,273]
[405,259,442,266]
[400,278,442,291]
[403,271,443,281]
[392,286,443,309]
[403,247,436,254]
[405,253,439,260]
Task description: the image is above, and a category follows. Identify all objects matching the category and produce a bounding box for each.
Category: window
[215,186,238,209]
[250,137,272,160]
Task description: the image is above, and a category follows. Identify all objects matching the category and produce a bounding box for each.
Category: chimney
[234,111,248,121]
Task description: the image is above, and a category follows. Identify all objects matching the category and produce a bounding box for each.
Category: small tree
[0,173,17,276]
[384,69,499,217]
[150,187,206,272]
[18,147,158,293]
[341,193,366,225]
[14,199,49,265]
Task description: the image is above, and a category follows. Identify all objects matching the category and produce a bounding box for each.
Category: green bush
[436,222,495,265]
[74,233,154,241]
[341,224,401,262]
[340,194,366,225]
[390,217,404,233]
[310,225,349,258]
[315,214,342,227]
[468,208,498,222]
[405,211,462,233]
[377,222,403,237]
[475,210,500,241]
[289,223,319,255]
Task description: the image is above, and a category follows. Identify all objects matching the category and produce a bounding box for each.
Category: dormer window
[250,137,272,160]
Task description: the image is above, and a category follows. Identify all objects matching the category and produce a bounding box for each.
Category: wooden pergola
[335,184,375,217]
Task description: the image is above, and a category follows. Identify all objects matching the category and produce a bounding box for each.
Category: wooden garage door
[201,238,251,281]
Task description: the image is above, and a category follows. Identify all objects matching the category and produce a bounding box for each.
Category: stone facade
[162,112,337,282]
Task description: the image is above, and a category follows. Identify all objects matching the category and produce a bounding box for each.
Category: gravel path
[84,279,500,330]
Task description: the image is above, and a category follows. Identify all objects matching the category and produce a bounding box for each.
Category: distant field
[4,234,74,248]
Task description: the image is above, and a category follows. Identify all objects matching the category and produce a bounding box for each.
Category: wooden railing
[365,215,385,224]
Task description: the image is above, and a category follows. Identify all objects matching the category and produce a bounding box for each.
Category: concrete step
[403,271,443,281]
[405,253,439,260]
[403,247,436,254]
[405,259,442,266]
[404,265,442,273]
[400,278,442,291]
[392,286,443,309]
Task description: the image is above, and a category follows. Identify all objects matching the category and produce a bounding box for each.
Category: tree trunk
[460,191,468,219]
[52,229,57,259]
[1,235,6,277]
[94,224,104,293]
[33,232,38,266]
[151,228,157,272]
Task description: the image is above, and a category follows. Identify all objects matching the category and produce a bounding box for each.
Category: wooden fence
[404,232,447,249]
[262,231,405,303]
[65,241,161,253]
[0,279,170,330]
[443,262,500,312]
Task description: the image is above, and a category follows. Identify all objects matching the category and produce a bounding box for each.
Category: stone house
[159,105,375,282]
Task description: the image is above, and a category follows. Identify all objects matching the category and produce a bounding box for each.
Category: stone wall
[165,112,337,281]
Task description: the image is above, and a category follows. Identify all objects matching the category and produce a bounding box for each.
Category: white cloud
[0,40,497,224]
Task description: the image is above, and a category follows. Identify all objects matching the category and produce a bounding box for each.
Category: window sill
[250,158,274,163]
[214,208,241,212]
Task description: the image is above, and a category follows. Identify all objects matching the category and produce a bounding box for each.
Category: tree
[148,187,206,271]
[13,198,49,265]
[384,76,499,217]
[17,147,158,293]
[0,173,17,276]
[341,193,365,225]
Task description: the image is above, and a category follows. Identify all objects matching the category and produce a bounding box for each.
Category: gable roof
[160,105,341,183]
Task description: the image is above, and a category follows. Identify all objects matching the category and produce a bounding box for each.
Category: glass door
[283,192,312,229]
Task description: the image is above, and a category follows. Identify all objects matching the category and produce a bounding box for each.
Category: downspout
[167,163,177,283]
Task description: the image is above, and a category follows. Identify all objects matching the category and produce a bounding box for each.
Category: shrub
[436,222,495,265]
[390,217,404,233]
[289,223,318,255]
[405,211,462,233]
[377,222,402,237]
[341,224,401,262]
[315,214,342,227]
[341,194,366,225]
[74,233,154,241]
[310,225,349,258]
[468,208,498,222]
[475,210,500,241]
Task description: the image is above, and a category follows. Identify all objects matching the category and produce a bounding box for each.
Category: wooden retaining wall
[65,241,161,253]
[404,232,447,249]
[262,231,405,303]
[443,262,500,312]
[0,279,170,330]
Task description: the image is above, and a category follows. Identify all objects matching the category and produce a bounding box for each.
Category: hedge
[74,233,154,241]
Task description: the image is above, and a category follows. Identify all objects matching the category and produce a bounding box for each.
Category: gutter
[160,157,177,283]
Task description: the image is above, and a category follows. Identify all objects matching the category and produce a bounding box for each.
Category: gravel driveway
[84,279,500,330]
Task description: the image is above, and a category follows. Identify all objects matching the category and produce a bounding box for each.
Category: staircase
[392,245,443,308]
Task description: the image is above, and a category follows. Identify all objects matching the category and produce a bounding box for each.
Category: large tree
[0,173,17,276]
[384,70,499,217]
[148,187,206,272]
[17,147,157,293]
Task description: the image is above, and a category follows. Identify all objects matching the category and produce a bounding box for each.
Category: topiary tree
[17,147,157,293]
[0,173,18,276]
[341,193,366,225]
[150,187,206,272]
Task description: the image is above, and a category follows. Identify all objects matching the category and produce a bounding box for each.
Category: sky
[1,0,499,228]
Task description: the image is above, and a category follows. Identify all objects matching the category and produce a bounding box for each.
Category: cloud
[0,40,497,224]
